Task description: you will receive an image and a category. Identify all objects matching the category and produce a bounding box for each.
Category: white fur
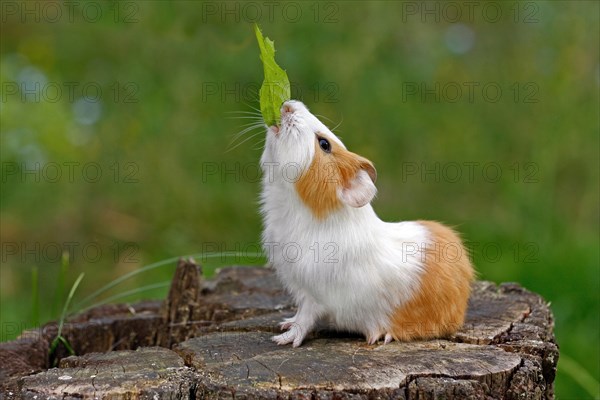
[260,100,429,347]
[339,169,378,208]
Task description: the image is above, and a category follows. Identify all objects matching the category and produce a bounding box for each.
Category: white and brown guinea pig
[260,100,474,347]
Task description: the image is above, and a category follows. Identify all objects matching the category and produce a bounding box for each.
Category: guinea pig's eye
[318,137,331,153]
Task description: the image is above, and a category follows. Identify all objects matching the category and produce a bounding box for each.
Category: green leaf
[254,24,290,126]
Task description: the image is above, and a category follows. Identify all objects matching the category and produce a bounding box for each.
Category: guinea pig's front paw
[278,316,296,331]
[272,323,308,347]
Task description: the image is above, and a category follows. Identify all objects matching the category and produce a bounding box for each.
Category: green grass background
[1,1,598,398]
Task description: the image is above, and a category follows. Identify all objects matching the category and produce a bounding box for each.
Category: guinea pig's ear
[339,160,377,208]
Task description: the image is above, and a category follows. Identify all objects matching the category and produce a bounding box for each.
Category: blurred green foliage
[1,1,598,398]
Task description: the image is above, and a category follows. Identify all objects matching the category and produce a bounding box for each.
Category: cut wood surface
[1,259,558,399]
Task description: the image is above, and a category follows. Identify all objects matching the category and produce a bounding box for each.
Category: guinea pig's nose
[281,102,294,115]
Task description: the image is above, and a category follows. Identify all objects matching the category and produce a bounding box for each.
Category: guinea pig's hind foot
[366,332,394,345]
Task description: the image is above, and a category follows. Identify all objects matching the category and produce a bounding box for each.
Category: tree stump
[0,259,558,399]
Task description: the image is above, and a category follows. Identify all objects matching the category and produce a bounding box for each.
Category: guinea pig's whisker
[230,123,265,142]
[313,113,330,121]
[227,117,265,127]
[237,120,266,128]
[331,118,344,132]
[254,137,266,145]
[226,109,260,113]
[230,128,264,146]
[227,115,264,120]
[230,120,267,141]
[251,137,267,150]
[313,113,343,133]
[223,99,276,153]
[239,100,261,114]
[230,120,264,137]
[226,115,262,120]
[225,110,263,116]
[226,130,265,153]
[226,105,263,123]
[248,101,260,110]
[314,113,336,124]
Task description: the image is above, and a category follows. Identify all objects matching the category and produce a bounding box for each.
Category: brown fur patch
[390,221,474,341]
[295,137,375,219]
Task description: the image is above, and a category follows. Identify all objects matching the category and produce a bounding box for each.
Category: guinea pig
[260,100,474,347]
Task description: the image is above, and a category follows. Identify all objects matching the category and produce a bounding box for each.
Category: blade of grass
[73,252,265,309]
[53,251,69,317]
[56,272,85,339]
[57,336,74,355]
[49,272,85,361]
[78,281,171,313]
[559,353,600,398]
[31,266,39,326]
